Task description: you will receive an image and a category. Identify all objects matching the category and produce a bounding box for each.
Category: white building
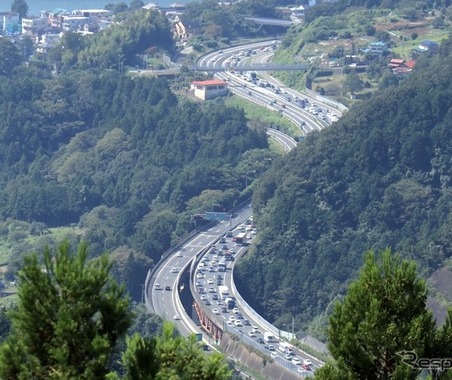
[62,15,89,31]
[22,17,48,35]
[191,79,228,100]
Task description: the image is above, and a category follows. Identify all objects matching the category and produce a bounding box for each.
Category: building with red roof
[388,58,416,75]
[190,79,228,100]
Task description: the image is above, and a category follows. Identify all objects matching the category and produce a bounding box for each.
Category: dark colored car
[165,286,171,291]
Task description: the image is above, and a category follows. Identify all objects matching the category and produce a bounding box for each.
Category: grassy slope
[225,95,302,138]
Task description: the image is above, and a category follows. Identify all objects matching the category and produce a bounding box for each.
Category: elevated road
[191,63,311,72]
[244,17,300,27]
[145,41,346,378]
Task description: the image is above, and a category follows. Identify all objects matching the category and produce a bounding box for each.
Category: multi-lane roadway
[147,41,348,378]
[191,221,322,377]
[150,206,252,336]
[197,41,346,137]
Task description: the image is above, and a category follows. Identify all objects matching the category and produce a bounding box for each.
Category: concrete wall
[220,333,303,380]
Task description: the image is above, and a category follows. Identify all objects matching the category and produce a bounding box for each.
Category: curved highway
[190,222,322,377]
[150,207,252,335]
[197,41,347,138]
[146,41,349,378]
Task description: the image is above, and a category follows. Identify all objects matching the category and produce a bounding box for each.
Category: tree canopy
[0,242,233,380]
[10,0,28,18]
[236,38,452,334]
[0,241,132,379]
[315,249,452,380]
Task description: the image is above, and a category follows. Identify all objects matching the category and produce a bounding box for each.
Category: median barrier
[146,199,252,313]
[231,247,325,367]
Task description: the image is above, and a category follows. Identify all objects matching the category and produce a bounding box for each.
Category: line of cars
[192,218,319,376]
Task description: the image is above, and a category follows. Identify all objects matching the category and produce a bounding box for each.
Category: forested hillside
[0,67,268,298]
[235,38,452,336]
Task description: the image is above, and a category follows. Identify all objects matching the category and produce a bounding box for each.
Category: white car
[248,331,256,337]
[176,251,183,257]
[173,314,180,320]
[196,273,204,279]
[198,262,205,267]
[234,320,242,327]
[170,267,178,273]
[207,279,214,284]
[229,316,235,322]
[212,308,220,315]
[232,307,239,314]
[292,357,301,365]
[303,359,312,366]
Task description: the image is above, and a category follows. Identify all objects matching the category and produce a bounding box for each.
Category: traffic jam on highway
[193,217,318,377]
[200,42,344,134]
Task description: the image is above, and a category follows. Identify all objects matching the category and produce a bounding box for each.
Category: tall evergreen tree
[10,0,28,18]
[0,241,132,379]
[315,249,440,380]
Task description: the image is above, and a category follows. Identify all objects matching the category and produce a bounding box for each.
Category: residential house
[365,41,389,55]
[388,58,416,75]
[62,15,89,31]
[413,40,439,55]
[48,8,71,30]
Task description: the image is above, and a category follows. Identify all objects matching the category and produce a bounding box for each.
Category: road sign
[204,212,230,221]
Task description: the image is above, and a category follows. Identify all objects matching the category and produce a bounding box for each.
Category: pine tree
[121,322,232,380]
[0,241,132,379]
[315,248,440,380]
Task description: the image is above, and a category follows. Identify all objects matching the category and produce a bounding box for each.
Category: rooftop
[192,79,227,86]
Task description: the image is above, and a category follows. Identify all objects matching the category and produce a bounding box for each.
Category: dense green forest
[0,5,283,305]
[0,63,269,300]
[235,38,452,336]
[0,242,232,379]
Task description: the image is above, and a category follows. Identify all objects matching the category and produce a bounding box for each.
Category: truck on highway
[218,258,226,272]
[245,71,257,82]
[218,285,229,300]
[233,232,247,245]
[263,331,274,343]
[225,297,235,309]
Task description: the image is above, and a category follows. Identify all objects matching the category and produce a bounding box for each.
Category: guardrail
[145,226,209,313]
[223,323,312,378]
[230,249,291,341]
[145,199,252,313]
[230,248,325,368]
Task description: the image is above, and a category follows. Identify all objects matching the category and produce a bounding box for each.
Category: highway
[197,41,347,137]
[191,223,322,377]
[146,41,348,379]
[150,206,252,336]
